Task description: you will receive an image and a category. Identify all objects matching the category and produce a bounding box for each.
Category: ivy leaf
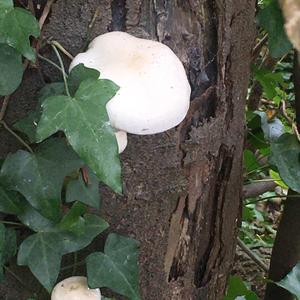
[275,262,300,299]
[13,111,40,143]
[0,185,24,215]
[37,78,122,193]
[2,227,17,264]
[66,168,100,209]
[57,202,86,235]
[18,202,55,232]
[13,83,66,143]
[270,133,300,192]
[0,0,40,60]
[0,44,23,96]
[0,225,17,281]
[17,214,108,291]
[257,0,292,58]
[223,276,258,300]
[87,233,140,300]
[17,232,63,292]
[60,214,108,254]
[68,64,100,96]
[0,138,83,221]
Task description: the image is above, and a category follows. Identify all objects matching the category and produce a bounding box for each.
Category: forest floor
[232,197,283,299]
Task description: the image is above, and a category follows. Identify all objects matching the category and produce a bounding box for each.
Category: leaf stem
[0,95,11,121]
[51,44,71,97]
[244,194,297,206]
[61,259,85,271]
[37,54,63,73]
[50,40,74,60]
[0,120,33,153]
[0,220,24,227]
[72,252,78,275]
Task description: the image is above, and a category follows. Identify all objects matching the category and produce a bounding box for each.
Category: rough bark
[0,0,256,299]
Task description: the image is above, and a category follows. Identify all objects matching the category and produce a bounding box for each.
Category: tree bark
[0,0,256,299]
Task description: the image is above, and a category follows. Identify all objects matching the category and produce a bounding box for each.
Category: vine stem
[0,220,24,227]
[0,121,33,153]
[244,194,297,206]
[237,238,269,272]
[61,259,85,271]
[51,44,71,97]
[38,54,63,73]
[50,40,74,60]
[0,95,11,121]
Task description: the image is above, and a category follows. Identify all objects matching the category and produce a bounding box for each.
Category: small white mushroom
[51,276,101,300]
[115,130,127,153]
[70,31,191,152]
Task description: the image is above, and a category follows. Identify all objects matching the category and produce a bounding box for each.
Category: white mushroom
[70,31,191,151]
[51,276,101,300]
[115,130,127,153]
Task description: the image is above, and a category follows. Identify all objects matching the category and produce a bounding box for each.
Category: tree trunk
[0,0,256,299]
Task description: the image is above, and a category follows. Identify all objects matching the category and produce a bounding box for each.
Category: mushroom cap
[51,276,101,300]
[70,31,191,135]
[115,130,127,153]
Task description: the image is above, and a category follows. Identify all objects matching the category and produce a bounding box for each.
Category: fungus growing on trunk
[51,276,101,300]
[70,31,191,152]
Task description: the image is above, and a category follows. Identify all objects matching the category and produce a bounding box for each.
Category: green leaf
[244,150,259,173]
[58,202,86,235]
[66,168,100,209]
[18,202,55,232]
[0,225,17,281]
[275,261,300,299]
[60,214,108,254]
[270,133,300,192]
[87,233,140,300]
[13,111,40,143]
[38,82,65,103]
[253,67,284,99]
[223,276,258,300]
[17,232,62,292]
[13,83,65,143]
[269,169,289,189]
[17,213,108,291]
[0,185,24,215]
[2,227,17,264]
[68,64,100,96]
[257,0,292,57]
[0,138,83,221]
[0,44,23,96]
[0,2,40,60]
[37,78,122,193]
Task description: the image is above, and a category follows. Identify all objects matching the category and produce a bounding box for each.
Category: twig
[252,34,268,62]
[51,44,70,97]
[50,40,74,60]
[38,0,55,29]
[243,180,277,198]
[0,121,33,153]
[281,99,300,142]
[37,54,63,73]
[237,238,269,272]
[0,95,11,121]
